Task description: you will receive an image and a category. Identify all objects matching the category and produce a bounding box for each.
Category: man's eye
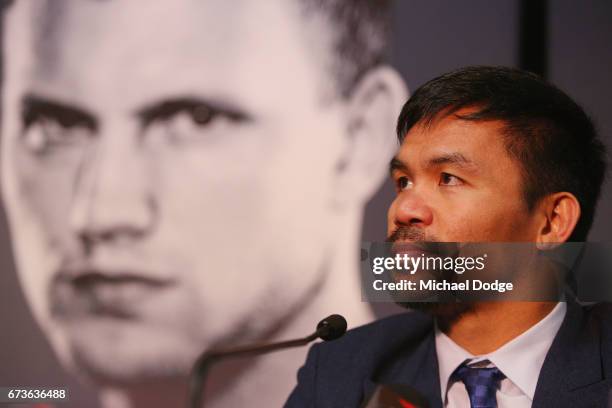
[20,97,97,154]
[141,100,248,145]
[186,104,215,126]
[161,108,221,143]
[440,172,463,186]
[22,116,93,153]
[396,176,413,191]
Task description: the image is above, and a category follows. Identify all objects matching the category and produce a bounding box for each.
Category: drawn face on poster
[1,0,404,389]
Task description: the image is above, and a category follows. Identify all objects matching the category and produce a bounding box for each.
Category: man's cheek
[441,213,486,242]
[22,173,72,216]
[387,200,399,234]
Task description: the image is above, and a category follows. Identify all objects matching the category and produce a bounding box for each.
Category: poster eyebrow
[22,93,98,129]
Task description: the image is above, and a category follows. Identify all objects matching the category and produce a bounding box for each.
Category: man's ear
[537,192,581,247]
[331,66,408,209]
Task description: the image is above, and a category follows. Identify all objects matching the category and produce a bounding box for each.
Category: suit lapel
[533,300,607,407]
[363,325,444,408]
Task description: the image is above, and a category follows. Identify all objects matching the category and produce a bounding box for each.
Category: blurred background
[1,1,610,406]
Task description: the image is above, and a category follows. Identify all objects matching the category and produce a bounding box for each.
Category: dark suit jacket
[285,301,612,407]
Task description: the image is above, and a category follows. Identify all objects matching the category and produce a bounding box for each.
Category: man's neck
[99,296,374,408]
[97,233,375,408]
[99,381,187,408]
[438,301,557,355]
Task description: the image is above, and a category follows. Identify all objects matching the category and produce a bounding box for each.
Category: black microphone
[361,383,430,408]
[188,314,347,408]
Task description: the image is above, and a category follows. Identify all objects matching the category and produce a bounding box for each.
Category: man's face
[2,0,347,382]
[388,110,541,243]
[386,110,544,311]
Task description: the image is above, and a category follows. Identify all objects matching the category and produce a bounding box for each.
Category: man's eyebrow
[389,157,408,175]
[22,93,97,130]
[135,97,250,126]
[426,152,477,171]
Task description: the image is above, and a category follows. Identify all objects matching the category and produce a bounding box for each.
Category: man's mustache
[386,226,459,258]
[386,226,427,243]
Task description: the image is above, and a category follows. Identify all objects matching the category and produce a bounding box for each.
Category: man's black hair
[396,65,607,241]
[300,0,391,97]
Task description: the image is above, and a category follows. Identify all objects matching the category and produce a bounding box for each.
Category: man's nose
[70,128,157,249]
[390,189,434,229]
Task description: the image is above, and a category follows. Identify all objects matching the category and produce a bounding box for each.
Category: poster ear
[332,66,408,209]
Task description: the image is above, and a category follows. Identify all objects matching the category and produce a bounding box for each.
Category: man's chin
[398,302,474,321]
[53,319,202,385]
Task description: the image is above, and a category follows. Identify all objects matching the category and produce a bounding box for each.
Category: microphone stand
[189,332,319,408]
[189,314,346,407]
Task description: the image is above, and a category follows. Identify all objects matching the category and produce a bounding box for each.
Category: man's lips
[58,255,174,282]
[390,241,459,258]
[51,262,176,318]
[391,241,432,255]
[387,241,460,281]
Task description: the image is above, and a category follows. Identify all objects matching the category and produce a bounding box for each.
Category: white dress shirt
[435,302,567,408]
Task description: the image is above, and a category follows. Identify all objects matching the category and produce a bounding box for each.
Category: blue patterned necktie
[452,362,505,408]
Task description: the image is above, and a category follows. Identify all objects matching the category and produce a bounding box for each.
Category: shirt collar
[435,302,567,400]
